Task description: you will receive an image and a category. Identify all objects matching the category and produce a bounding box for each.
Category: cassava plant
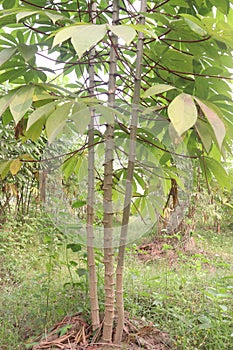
[0,0,233,346]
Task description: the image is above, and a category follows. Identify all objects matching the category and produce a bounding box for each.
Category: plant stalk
[114,0,147,344]
[102,0,119,343]
[86,0,100,332]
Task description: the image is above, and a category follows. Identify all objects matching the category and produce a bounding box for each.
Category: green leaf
[10,158,22,175]
[18,44,37,62]
[52,26,77,46]
[10,85,34,124]
[0,48,17,67]
[0,160,11,179]
[95,104,115,123]
[72,200,86,209]
[71,107,91,134]
[108,24,136,44]
[194,98,226,149]
[208,0,229,14]
[205,157,230,189]
[62,155,78,180]
[27,101,58,130]
[0,90,18,116]
[2,0,16,9]
[45,11,67,24]
[76,268,87,277]
[180,14,208,36]
[195,119,212,153]
[71,24,106,57]
[46,101,73,143]
[67,243,82,252]
[129,24,158,39]
[143,84,176,98]
[16,11,38,22]
[168,93,198,136]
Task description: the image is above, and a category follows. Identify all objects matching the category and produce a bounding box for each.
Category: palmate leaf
[195,118,213,153]
[194,98,226,149]
[53,23,138,58]
[10,85,34,124]
[143,84,176,98]
[108,24,136,44]
[0,89,18,116]
[18,43,37,62]
[46,101,73,143]
[0,47,17,67]
[204,157,230,190]
[168,93,198,136]
[53,24,107,58]
[27,100,58,130]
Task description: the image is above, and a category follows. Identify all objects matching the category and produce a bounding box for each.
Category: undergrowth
[0,213,232,349]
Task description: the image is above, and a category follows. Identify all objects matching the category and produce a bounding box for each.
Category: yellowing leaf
[46,102,73,143]
[168,93,198,136]
[143,84,176,98]
[195,98,226,149]
[10,158,22,175]
[0,47,17,67]
[71,24,106,57]
[10,85,34,124]
[108,24,136,44]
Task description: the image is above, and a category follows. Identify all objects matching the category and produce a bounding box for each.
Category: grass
[0,214,232,349]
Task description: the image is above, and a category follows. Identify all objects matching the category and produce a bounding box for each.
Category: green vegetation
[1,213,232,349]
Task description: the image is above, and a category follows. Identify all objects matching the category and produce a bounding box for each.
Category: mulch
[27,314,172,350]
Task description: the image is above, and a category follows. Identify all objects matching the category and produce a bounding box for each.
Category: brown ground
[27,314,172,350]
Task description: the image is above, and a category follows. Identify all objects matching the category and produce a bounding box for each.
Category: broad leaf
[195,98,226,149]
[71,107,91,134]
[10,158,22,175]
[95,105,115,123]
[62,155,78,180]
[208,0,229,14]
[71,24,106,57]
[16,11,38,22]
[45,11,67,24]
[0,160,11,179]
[180,14,208,36]
[0,47,17,67]
[205,157,230,189]
[168,93,198,136]
[0,90,18,116]
[108,24,136,44]
[143,84,176,98]
[18,44,37,62]
[10,85,34,124]
[52,26,78,47]
[195,119,212,153]
[27,101,58,130]
[46,101,73,143]
[53,24,107,58]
